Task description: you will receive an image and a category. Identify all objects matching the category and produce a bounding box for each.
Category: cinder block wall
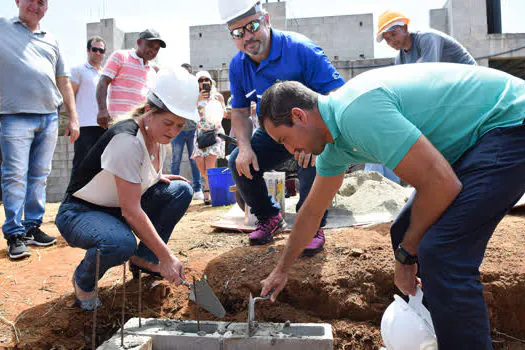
[47,137,74,202]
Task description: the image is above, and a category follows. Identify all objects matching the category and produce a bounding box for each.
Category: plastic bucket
[207,167,236,207]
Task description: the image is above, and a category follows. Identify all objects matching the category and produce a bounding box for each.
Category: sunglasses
[90,47,105,54]
[230,16,265,40]
[198,78,211,83]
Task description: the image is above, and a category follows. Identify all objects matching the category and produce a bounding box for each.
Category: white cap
[218,0,261,25]
[195,71,212,81]
[148,67,199,123]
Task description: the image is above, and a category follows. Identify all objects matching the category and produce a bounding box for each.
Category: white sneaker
[193,191,204,200]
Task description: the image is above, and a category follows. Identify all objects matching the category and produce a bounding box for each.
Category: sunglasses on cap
[230,16,265,40]
[198,78,211,83]
[90,47,106,54]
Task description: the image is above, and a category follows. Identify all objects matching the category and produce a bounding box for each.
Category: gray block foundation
[98,318,332,350]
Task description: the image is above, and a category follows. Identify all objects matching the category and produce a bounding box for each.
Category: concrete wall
[287,14,374,61]
[47,137,74,203]
[429,8,449,35]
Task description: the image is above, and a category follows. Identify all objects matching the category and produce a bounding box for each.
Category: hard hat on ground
[376,10,410,43]
[381,287,437,350]
[218,0,262,26]
[148,67,199,123]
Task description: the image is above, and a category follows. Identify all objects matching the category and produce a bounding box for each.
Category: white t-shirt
[73,120,166,207]
[70,62,101,127]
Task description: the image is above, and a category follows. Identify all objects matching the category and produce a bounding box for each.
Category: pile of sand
[334,170,414,216]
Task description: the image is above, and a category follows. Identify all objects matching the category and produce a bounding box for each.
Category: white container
[244,171,286,225]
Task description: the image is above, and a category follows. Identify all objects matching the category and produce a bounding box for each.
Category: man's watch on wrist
[394,244,418,265]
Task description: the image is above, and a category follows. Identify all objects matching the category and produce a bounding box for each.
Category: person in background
[70,36,106,177]
[96,29,166,128]
[365,10,477,183]
[56,67,198,311]
[191,71,226,205]
[169,63,203,200]
[0,0,80,260]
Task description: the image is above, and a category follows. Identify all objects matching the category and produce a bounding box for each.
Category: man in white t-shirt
[70,36,106,176]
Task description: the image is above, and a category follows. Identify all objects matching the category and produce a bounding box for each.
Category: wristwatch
[394,244,418,265]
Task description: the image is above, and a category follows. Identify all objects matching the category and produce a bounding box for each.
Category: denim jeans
[71,126,105,178]
[390,124,525,349]
[55,180,193,292]
[171,130,201,192]
[228,128,328,226]
[1,113,58,238]
[364,163,400,183]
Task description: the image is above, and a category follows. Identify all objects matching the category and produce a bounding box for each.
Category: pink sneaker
[302,228,325,256]
[249,213,286,245]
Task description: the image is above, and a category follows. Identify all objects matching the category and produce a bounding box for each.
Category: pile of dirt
[334,171,413,215]
[1,204,524,349]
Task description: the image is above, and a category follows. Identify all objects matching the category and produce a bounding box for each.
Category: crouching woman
[56,68,199,311]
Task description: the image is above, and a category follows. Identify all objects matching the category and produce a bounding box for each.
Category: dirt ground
[0,200,524,349]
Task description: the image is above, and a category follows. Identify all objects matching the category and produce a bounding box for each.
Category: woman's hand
[159,254,185,285]
[159,174,191,185]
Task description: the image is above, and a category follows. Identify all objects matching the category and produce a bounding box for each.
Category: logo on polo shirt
[333,72,341,80]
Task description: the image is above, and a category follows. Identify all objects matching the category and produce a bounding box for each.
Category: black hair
[259,81,318,131]
[87,36,106,50]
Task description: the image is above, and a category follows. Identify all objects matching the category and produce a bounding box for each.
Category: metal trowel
[181,276,226,318]
[248,289,275,336]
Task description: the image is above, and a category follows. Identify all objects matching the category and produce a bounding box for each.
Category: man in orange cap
[377,10,475,65]
[367,10,477,182]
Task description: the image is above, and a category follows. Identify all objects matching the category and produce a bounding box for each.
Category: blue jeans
[364,163,400,183]
[0,113,58,238]
[228,128,327,226]
[171,130,201,192]
[390,124,525,349]
[55,181,193,292]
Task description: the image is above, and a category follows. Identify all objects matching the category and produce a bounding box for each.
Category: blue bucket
[207,167,236,207]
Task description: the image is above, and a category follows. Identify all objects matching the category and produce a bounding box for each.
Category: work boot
[7,235,31,260]
[249,213,286,245]
[24,227,57,246]
[302,228,325,256]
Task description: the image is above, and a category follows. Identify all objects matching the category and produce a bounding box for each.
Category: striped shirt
[102,49,156,118]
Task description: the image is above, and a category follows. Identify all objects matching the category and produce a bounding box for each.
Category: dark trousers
[228,128,328,226]
[71,126,105,177]
[391,124,525,349]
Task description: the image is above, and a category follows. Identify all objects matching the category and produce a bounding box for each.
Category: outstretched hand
[260,268,288,302]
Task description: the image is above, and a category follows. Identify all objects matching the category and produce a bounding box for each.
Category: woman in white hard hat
[192,71,226,205]
[55,67,199,311]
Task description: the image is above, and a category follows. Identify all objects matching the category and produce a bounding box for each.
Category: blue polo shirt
[229,29,344,113]
[316,63,525,177]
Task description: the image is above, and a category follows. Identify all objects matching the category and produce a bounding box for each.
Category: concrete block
[223,323,333,350]
[122,319,222,350]
[100,319,333,350]
[97,334,152,350]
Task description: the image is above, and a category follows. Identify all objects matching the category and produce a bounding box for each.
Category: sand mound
[334,171,413,216]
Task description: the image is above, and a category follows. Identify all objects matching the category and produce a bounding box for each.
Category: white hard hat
[218,0,261,25]
[381,287,437,350]
[148,67,199,123]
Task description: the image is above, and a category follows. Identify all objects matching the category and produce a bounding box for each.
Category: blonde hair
[109,101,161,126]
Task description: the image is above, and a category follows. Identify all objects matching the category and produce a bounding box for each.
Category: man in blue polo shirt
[258,63,525,349]
[218,0,344,255]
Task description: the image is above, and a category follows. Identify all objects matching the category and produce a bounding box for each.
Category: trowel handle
[180,278,192,288]
[263,287,276,299]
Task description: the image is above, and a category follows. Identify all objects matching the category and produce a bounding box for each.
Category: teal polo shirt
[316,63,525,177]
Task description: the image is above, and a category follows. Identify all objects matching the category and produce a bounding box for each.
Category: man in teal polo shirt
[258,63,525,349]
